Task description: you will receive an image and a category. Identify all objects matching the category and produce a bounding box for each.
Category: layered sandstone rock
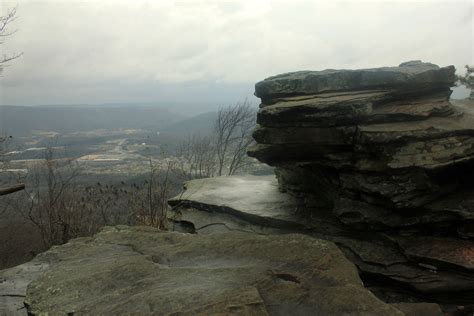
[245,61,474,307]
[249,61,474,210]
[168,62,474,312]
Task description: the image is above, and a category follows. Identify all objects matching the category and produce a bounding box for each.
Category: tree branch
[0,183,25,196]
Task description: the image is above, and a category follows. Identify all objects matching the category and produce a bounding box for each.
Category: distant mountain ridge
[161,111,217,137]
[0,104,187,136]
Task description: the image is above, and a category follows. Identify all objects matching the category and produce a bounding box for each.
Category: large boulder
[240,61,474,311]
[249,61,474,209]
[0,226,407,315]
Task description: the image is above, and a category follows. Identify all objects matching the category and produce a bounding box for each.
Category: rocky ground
[1,225,423,316]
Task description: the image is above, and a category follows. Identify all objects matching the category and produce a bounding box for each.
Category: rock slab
[255,61,455,102]
[0,226,406,315]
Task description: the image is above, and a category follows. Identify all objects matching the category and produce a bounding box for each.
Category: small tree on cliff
[0,6,24,197]
[214,100,256,176]
[177,134,216,179]
[0,6,23,75]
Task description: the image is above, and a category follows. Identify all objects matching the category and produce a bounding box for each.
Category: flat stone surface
[169,175,308,229]
[255,61,455,101]
[23,226,403,315]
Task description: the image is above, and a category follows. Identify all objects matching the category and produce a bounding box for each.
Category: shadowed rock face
[249,61,474,210]
[7,226,406,316]
[248,61,474,308]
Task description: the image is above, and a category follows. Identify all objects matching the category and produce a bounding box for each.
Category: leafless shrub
[127,158,179,229]
[177,134,216,179]
[215,100,256,176]
[175,101,257,178]
[0,6,24,197]
[81,183,127,227]
[0,135,25,217]
[20,147,88,246]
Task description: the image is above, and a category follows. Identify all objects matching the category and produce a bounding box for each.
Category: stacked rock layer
[249,61,474,302]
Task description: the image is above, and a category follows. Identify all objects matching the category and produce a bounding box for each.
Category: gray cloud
[0,0,472,107]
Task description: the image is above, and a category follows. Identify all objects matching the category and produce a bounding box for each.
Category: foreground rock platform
[169,175,473,313]
[1,226,410,315]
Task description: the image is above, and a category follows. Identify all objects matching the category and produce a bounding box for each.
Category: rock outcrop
[170,62,474,312]
[249,61,473,208]
[247,61,474,306]
[1,226,409,315]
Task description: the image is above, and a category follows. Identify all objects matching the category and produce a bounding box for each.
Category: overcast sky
[0,0,472,110]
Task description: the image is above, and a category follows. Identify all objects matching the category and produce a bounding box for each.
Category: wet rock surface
[3,226,406,315]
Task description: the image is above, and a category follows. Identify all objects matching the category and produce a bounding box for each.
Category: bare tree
[0,6,23,75]
[0,6,24,196]
[215,100,256,176]
[0,183,25,196]
[21,147,86,247]
[177,134,216,179]
[0,135,25,197]
[127,158,178,229]
[0,137,22,196]
[81,183,126,227]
